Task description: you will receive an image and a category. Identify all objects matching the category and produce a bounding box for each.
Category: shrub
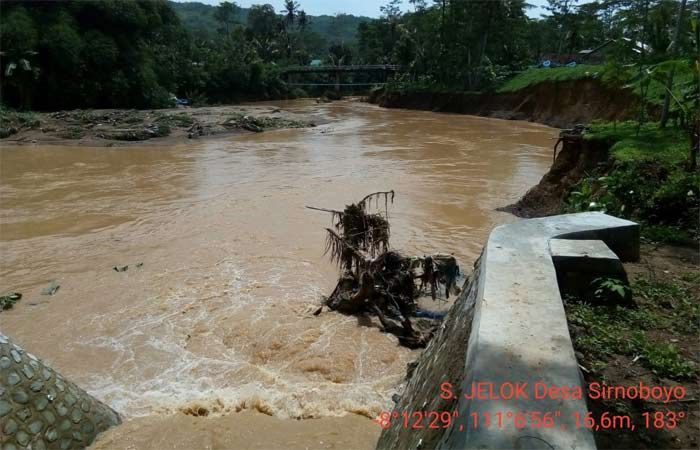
[564,150,699,239]
[290,88,308,99]
[650,171,700,228]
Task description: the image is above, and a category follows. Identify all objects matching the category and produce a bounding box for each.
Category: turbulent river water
[0,100,555,448]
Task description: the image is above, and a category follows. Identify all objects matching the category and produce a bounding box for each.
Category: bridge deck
[281,64,400,74]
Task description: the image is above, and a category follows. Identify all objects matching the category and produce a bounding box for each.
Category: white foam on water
[83,256,402,420]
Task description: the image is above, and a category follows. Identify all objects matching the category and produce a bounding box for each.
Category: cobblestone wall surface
[0,333,121,449]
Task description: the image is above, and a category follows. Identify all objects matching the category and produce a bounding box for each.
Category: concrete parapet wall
[0,334,121,449]
[377,212,639,450]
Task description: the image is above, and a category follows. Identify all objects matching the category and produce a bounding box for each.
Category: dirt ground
[567,243,700,450]
[0,104,319,147]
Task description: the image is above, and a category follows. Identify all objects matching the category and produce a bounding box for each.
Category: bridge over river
[280,64,400,90]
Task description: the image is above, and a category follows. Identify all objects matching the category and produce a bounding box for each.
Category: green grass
[633,277,700,335]
[565,120,698,237]
[495,61,693,107]
[585,120,689,165]
[496,64,603,93]
[641,224,696,245]
[566,273,699,379]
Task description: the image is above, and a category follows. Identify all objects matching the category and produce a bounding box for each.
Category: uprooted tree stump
[307,191,461,348]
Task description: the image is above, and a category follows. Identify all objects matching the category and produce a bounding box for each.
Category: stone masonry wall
[0,333,121,450]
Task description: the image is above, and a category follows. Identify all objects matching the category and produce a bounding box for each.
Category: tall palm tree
[214,1,238,35]
[297,10,308,31]
[284,0,300,28]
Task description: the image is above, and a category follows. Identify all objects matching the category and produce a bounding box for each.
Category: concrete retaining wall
[377,212,639,450]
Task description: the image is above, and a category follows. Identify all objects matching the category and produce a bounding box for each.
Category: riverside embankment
[370,78,649,129]
[0,104,320,147]
[371,77,699,450]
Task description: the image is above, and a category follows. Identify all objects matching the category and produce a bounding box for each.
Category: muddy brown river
[0,100,555,449]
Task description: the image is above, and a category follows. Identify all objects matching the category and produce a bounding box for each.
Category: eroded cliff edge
[370,79,647,129]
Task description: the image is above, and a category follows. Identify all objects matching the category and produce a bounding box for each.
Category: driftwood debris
[307,191,460,348]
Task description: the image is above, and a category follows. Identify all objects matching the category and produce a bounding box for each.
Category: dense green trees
[358,0,697,92]
[1,6,40,110]
[1,0,696,111]
[213,1,238,33]
[0,0,356,110]
[1,1,187,109]
[358,0,535,89]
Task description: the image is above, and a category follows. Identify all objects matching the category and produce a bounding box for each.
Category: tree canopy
[0,0,362,109]
[1,0,696,111]
[358,0,698,92]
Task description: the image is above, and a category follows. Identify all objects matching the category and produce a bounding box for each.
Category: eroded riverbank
[0,100,556,448]
[369,79,645,129]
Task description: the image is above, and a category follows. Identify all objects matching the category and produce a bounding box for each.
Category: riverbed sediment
[0,103,320,147]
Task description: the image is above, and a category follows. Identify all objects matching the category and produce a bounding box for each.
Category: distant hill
[169,2,370,44]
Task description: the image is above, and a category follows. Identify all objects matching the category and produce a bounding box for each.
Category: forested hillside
[0,0,364,110]
[170,1,369,43]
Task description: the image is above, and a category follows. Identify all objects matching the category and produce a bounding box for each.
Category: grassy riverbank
[385,64,693,108]
[380,65,604,95]
[498,65,692,105]
[372,70,645,129]
[377,70,698,242]
[496,65,603,93]
[563,121,698,245]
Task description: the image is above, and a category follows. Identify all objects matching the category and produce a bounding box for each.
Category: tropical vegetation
[2,0,697,118]
[0,0,365,109]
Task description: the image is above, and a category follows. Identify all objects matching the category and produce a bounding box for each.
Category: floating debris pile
[308,191,461,348]
[0,292,22,311]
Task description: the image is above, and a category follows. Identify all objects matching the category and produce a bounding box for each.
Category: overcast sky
[175,0,552,19]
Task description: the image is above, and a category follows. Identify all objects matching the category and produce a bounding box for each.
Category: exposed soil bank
[371,79,650,129]
[503,136,610,217]
[0,104,318,147]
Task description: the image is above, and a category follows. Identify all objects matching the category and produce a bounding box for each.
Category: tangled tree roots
[307,191,461,349]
